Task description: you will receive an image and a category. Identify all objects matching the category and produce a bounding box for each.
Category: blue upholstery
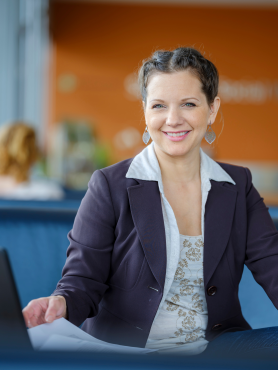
[0,199,278,329]
[0,203,79,308]
[0,199,81,210]
[239,266,278,329]
[238,207,278,329]
[62,187,87,200]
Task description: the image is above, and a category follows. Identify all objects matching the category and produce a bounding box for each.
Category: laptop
[0,248,33,350]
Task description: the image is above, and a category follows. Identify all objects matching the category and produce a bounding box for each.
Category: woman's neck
[154,144,201,185]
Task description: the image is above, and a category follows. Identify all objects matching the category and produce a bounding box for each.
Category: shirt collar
[199,145,236,185]
[126,142,235,192]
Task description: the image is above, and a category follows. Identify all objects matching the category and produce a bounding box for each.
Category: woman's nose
[165,108,184,126]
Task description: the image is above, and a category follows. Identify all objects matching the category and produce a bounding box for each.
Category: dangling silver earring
[205,122,216,144]
[142,126,150,145]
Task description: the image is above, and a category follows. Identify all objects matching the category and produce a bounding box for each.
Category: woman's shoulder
[92,157,136,187]
[100,158,133,176]
[87,158,138,203]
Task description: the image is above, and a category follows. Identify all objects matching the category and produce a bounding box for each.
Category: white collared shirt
[126,142,235,354]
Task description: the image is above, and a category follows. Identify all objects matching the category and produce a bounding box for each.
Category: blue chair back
[238,207,278,329]
[0,200,80,308]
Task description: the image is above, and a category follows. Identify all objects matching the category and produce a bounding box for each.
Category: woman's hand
[22,295,67,328]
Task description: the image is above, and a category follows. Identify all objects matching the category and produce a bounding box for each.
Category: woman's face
[144,70,220,159]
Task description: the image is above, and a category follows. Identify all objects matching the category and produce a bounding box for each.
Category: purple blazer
[53,159,278,348]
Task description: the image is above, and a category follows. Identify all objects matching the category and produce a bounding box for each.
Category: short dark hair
[138,47,219,106]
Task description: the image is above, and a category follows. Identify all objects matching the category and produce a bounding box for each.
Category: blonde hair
[0,122,40,183]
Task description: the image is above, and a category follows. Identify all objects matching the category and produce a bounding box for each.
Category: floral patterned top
[146,234,208,355]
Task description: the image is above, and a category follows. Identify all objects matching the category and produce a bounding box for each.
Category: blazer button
[212,324,222,331]
[207,286,217,296]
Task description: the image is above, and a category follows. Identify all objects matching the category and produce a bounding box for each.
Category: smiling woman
[23,47,278,358]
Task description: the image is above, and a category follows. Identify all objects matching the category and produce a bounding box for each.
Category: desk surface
[0,349,278,370]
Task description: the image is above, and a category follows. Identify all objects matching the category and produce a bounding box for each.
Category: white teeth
[166,131,189,137]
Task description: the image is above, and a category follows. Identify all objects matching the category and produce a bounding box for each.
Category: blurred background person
[0,122,64,199]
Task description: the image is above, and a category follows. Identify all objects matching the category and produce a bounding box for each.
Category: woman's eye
[151,103,195,109]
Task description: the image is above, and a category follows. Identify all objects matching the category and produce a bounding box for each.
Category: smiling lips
[162,130,191,142]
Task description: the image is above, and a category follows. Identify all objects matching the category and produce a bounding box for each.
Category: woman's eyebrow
[149,97,200,103]
[181,97,200,102]
[149,99,165,103]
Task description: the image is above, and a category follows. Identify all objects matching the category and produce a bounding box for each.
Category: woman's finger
[22,298,49,327]
[22,304,34,326]
[28,314,41,328]
[45,296,66,323]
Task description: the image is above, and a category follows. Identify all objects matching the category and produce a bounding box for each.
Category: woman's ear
[209,96,221,124]
[142,101,145,111]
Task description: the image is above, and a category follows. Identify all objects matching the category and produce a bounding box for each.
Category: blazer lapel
[127,180,167,291]
[204,181,238,286]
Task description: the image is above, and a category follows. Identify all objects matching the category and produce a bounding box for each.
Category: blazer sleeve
[244,167,278,308]
[52,169,116,327]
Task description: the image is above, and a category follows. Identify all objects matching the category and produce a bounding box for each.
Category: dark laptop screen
[0,248,32,350]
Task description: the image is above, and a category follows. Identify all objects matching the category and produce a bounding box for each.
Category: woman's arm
[244,167,278,308]
[51,169,116,327]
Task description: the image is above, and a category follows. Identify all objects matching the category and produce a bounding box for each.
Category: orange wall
[50,1,278,163]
